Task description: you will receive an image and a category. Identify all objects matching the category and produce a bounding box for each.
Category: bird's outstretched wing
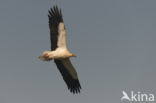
[55,59,81,94]
[48,5,66,51]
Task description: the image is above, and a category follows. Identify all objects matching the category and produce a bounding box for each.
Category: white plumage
[39,23,74,60]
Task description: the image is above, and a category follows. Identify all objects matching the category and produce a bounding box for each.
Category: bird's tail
[38,51,53,61]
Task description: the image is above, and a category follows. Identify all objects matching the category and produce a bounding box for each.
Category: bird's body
[39,5,81,94]
[39,48,75,61]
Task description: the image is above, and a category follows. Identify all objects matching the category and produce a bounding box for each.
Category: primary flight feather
[39,5,81,94]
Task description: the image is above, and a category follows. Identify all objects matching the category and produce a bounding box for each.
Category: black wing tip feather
[67,78,82,94]
[48,5,63,23]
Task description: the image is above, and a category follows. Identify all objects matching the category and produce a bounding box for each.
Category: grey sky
[0,0,156,103]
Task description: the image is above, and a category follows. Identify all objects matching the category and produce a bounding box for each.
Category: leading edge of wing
[54,59,81,94]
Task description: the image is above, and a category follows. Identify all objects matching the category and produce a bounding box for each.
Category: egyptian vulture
[39,5,81,94]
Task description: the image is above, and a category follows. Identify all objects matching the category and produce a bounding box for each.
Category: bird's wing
[54,59,81,94]
[48,5,67,51]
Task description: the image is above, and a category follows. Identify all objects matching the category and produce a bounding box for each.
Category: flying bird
[39,5,81,94]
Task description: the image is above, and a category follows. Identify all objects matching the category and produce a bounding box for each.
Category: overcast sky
[0,0,156,103]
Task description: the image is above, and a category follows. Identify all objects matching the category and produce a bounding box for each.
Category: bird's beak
[71,54,76,57]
